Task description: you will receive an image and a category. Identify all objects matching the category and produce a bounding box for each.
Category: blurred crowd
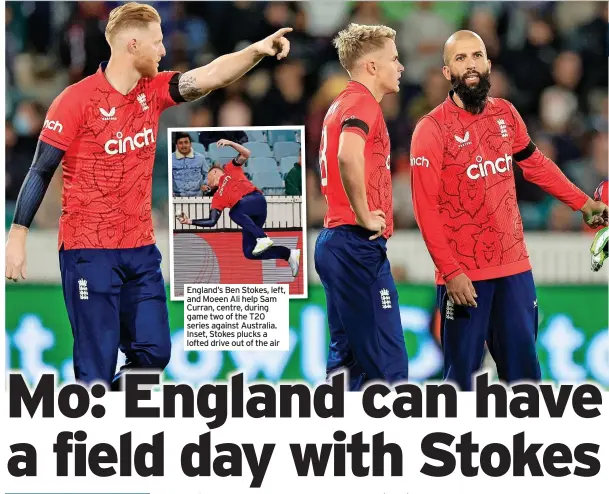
[5,1,608,232]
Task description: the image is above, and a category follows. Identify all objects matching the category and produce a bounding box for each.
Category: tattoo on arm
[178,74,206,102]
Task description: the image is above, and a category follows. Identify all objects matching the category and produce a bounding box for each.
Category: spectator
[284,155,302,196]
[565,132,608,195]
[6,101,46,200]
[172,133,208,197]
[189,105,213,127]
[199,130,247,149]
[397,2,455,86]
[218,99,252,127]
[59,2,111,84]
[254,60,307,126]
[406,67,450,124]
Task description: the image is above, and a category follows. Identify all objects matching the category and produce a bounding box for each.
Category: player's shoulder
[341,84,379,110]
[414,104,444,135]
[416,93,452,127]
[489,96,517,115]
[52,73,99,106]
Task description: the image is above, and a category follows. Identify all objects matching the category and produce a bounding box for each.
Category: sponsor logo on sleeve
[410,155,429,168]
[43,119,63,133]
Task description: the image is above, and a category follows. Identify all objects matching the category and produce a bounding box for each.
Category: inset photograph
[168,126,306,300]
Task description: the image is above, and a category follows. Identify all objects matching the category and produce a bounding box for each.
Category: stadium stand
[244,141,273,158]
[246,156,280,176]
[267,129,299,146]
[207,141,238,161]
[273,141,300,160]
[245,129,267,142]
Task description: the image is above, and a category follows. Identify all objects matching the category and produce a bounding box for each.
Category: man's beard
[135,56,158,78]
[451,70,491,114]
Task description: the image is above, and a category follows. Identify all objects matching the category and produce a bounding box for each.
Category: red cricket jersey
[211,162,258,210]
[319,81,393,238]
[39,63,182,250]
[411,92,588,284]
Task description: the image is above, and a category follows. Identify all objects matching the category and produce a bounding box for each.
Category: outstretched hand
[581,199,609,229]
[176,211,192,225]
[254,27,292,60]
[215,139,234,148]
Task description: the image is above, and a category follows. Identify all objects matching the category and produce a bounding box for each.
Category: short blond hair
[333,23,396,72]
[105,2,161,43]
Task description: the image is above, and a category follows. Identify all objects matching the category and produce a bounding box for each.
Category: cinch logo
[467,154,512,180]
[410,155,429,168]
[104,128,155,155]
[43,119,63,133]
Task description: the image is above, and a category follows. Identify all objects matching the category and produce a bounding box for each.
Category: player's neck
[451,91,465,109]
[351,77,384,103]
[104,58,142,95]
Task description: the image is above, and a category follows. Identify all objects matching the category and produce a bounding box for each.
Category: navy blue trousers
[59,244,171,386]
[229,191,290,261]
[437,270,541,391]
[314,226,409,391]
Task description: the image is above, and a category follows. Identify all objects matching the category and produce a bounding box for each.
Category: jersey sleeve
[39,86,82,151]
[410,116,464,282]
[506,101,588,210]
[339,94,378,141]
[151,71,185,112]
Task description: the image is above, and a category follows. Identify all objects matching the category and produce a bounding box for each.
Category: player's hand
[581,198,609,229]
[176,212,192,225]
[215,139,233,148]
[5,226,28,282]
[446,273,477,307]
[357,210,386,240]
[201,185,211,192]
[254,27,292,60]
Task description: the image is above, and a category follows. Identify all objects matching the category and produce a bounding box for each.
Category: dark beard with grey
[451,70,491,114]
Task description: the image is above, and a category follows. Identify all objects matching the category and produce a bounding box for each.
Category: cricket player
[314,24,408,391]
[410,30,608,391]
[4,2,292,388]
[177,139,300,276]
